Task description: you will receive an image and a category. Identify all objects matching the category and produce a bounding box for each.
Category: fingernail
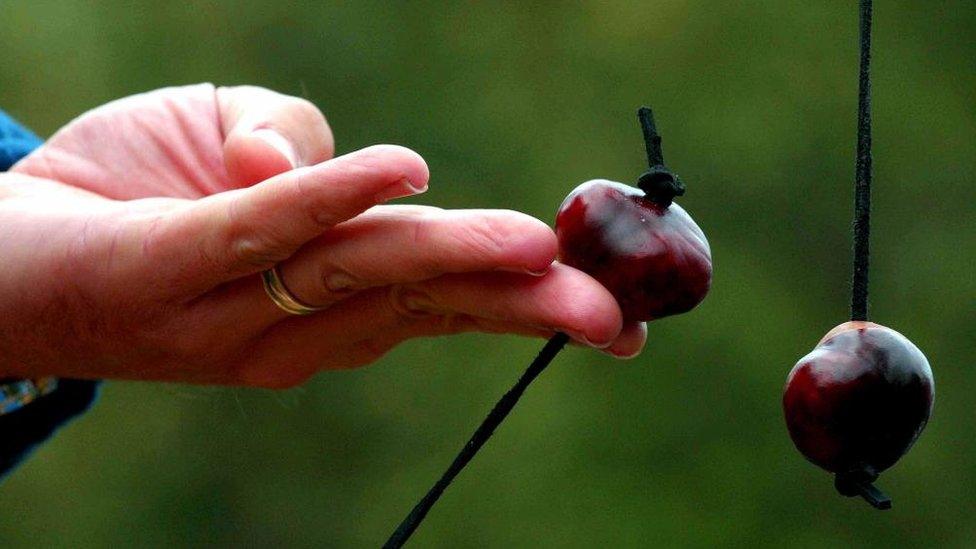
[375,178,428,202]
[405,178,428,193]
[563,330,612,349]
[525,266,550,277]
[252,128,300,168]
[603,346,642,360]
[325,271,358,292]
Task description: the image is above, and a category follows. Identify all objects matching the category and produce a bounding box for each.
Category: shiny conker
[783,321,934,508]
[555,179,712,322]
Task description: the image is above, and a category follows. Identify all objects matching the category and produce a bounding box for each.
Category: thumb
[217,85,335,187]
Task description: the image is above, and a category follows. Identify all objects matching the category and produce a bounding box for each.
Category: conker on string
[783,321,934,509]
[555,180,711,321]
[383,107,712,548]
[554,107,711,322]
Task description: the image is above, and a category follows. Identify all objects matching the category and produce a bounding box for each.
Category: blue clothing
[0,110,43,168]
[0,109,100,480]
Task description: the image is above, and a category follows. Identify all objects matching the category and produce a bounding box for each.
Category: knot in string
[637,106,684,207]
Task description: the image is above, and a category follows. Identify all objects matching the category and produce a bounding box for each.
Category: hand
[2,84,645,387]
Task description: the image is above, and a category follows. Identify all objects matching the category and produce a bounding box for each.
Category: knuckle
[232,232,291,269]
[316,262,354,299]
[387,285,439,319]
[460,216,511,259]
[225,197,297,268]
[289,168,341,227]
[409,212,435,248]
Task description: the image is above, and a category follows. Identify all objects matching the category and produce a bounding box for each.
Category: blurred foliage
[2,1,975,547]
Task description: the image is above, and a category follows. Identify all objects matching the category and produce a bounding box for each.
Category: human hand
[2,84,645,387]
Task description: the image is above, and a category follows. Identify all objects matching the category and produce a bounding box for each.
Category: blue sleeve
[0,109,43,168]
[0,109,101,481]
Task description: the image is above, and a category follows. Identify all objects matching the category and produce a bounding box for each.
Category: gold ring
[261,266,325,315]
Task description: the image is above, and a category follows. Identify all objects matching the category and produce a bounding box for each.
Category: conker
[555,179,712,322]
[783,321,934,508]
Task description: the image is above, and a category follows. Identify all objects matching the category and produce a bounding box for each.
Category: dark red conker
[555,179,712,322]
[783,321,934,505]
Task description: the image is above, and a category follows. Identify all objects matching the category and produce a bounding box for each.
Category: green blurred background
[2,1,974,547]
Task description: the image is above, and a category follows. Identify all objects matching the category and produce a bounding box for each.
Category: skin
[0,84,648,388]
[783,321,934,475]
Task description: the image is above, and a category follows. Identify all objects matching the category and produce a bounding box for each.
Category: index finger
[146,144,429,293]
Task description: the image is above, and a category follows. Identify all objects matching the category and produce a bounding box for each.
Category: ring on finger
[261,265,327,315]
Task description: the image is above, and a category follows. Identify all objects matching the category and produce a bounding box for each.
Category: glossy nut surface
[783,322,934,475]
[555,179,712,322]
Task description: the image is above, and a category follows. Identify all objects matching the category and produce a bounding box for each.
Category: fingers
[232,288,416,386]
[243,314,555,386]
[217,85,335,187]
[266,205,558,315]
[396,263,624,348]
[208,254,616,346]
[233,281,639,387]
[147,145,429,293]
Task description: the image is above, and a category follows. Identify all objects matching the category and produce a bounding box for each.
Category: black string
[839,0,891,511]
[851,0,872,321]
[636,107,685,207]
[638,106,664,166]
[383,333,570,548]
[385,106,670,546]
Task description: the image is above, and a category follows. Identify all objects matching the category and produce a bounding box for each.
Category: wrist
[0,223,79,381]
